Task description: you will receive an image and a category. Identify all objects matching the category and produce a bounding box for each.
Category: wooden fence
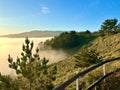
[54,57,120,90]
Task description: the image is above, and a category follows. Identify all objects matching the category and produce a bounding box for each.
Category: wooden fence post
[103,64,106,89]
[103,64,106,76]
[76,71,79,90]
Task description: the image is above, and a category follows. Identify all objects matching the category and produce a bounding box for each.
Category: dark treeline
[44,18,120,50]
[44,30,96,49]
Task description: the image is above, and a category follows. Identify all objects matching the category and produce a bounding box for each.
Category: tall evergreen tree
[8,37,57,90]
[99,18,118,35]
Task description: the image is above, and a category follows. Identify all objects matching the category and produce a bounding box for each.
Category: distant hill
[0,30,63,38]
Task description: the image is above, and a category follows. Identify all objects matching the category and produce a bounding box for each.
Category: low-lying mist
[39,49,69,64]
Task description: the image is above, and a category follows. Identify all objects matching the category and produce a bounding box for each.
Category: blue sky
[0,0,120,35]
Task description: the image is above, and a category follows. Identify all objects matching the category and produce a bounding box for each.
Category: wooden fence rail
[54,57,120,90]
[86,68,120,90]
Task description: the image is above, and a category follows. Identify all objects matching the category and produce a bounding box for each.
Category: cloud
[41,6,50,14]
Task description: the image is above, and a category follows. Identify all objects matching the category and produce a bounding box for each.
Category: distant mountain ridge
[0,30,63,38]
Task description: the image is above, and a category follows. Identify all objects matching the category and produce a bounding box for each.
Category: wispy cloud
[41,6,50,14]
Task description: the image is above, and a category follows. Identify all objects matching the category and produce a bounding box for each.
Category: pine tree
[8,37,57,90]
[99,18,118,35]
[0,73,19,90]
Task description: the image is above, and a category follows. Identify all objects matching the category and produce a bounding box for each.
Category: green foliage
[99,18,118,35]
[8,37,57,90]
[44,30,97,50]
[44,31,80,49]
[0,73,19,90]
[74,47,102,67]
[113,28,120,34]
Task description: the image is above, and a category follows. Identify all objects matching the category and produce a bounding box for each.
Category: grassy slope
[53,33,120,89]
[88,33,120,59]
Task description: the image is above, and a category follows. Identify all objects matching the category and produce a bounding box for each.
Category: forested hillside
[44,30,96,49]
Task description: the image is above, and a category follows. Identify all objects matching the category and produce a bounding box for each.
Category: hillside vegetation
[32,18,120,90]
[44,30,96,49]
[88,33,120,59]
[52,19,120,90]
[53,33,120,90]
